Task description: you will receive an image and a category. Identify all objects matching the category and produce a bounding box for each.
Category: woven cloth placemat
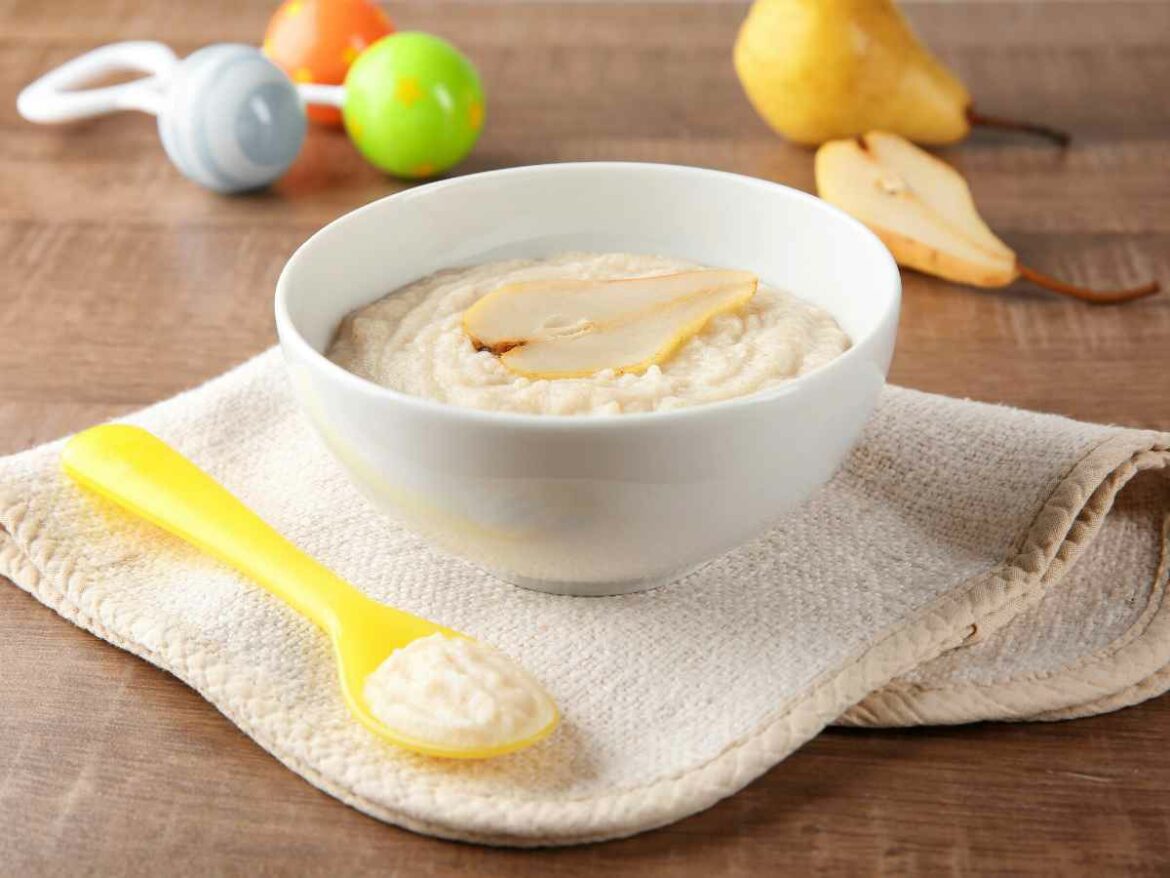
[2,350,1167,845]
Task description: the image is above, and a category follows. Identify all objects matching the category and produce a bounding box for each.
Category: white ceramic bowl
[275,163,900,596]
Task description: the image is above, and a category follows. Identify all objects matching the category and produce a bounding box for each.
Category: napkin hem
[841,436,1170,729]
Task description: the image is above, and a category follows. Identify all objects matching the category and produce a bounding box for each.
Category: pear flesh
[463,270,758,379]
[816,131,1158,303]
[816,131,1015,287]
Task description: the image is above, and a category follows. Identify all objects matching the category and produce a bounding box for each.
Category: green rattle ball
[343,32,484,179]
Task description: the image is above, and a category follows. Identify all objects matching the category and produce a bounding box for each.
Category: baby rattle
[17,33,484,193]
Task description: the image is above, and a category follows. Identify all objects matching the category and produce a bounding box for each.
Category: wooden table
[2,0,1168,873]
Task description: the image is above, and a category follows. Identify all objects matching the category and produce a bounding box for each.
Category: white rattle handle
[296,83,346,108]
[17,41,178,123]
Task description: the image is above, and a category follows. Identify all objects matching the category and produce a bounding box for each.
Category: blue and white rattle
[18,41,305,193]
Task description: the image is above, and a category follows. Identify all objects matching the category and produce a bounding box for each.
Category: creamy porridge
[327,253,851,416]
[363,633,556,750]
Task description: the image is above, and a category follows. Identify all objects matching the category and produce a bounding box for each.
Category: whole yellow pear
[734,0,1066,146]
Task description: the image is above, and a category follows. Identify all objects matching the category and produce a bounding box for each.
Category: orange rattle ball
[263,0,394,126]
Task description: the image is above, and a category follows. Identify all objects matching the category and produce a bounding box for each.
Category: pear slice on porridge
[463,269,758,379]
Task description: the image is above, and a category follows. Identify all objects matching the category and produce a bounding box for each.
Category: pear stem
[1017,265,1160,305]
[966,108,1071,147]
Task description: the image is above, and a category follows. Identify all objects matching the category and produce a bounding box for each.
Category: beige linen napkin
[1,349,1168,846]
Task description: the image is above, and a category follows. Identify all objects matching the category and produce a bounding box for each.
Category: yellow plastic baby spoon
[61,424,559,759]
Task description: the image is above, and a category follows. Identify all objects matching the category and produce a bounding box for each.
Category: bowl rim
[274,161,901,432]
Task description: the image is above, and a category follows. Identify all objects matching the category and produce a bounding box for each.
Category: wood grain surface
[2,1,1169,874]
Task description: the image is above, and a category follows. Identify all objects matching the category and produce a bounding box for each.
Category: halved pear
[463,269,758,379]
[816,131,1015,287]
[816,131,1158,304]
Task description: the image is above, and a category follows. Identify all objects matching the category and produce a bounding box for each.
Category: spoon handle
[62,424,365,634]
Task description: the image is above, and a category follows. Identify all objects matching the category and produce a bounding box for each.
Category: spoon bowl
[330,598,559,759]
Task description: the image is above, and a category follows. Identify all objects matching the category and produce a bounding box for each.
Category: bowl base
[488,565,700,597]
